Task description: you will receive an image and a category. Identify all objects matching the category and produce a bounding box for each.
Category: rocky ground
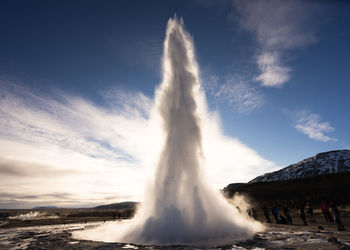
[0,220,349,249]
[1,208,350,249]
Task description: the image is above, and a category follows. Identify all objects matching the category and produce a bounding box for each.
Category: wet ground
[1,221,350,249]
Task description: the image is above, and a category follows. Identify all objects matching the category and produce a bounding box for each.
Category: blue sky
[1,0,350,208]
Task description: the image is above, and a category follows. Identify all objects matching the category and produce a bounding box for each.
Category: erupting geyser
[74,16,264,245]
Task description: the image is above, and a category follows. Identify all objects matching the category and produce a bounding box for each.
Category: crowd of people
[260,201,346,231]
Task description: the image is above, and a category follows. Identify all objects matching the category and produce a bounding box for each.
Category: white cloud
[255,52,291,87]
[294,111,337,142]
[0,81,156,208]
[233,0,317,87]
[0,80,277,208]
[202,72,264,113]
[217,81,264,113]
[201,71,220,95]
[100,88,153,118]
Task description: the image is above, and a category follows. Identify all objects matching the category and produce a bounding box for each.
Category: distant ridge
[33,206,58,209]
[249,150,350,183]
[93,201,138,210]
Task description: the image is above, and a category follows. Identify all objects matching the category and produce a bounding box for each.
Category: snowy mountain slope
[249,150,350,183]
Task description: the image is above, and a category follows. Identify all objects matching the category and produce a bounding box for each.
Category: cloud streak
[294,111,337,142]
[217,80,264,113]
[233,0,317,87]
[0,80,155,208]
[202,72,264,113]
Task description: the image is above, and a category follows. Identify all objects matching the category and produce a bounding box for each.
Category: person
[263,207,271,223]
[321,201,333,222]
[329,202,346,231]
[272,206,279,223]
[279,215,288,224]
[252,207,257,220]
[306,203,316,223]
[247,209,252,218]
[283,205,293,224]
[299,206,307,225]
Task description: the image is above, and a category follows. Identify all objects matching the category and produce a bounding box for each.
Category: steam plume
[74,16,263,245]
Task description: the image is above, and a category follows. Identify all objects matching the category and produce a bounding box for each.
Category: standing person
[283,205,293,224]
[306,203,316,223]
[272,206,279,223]
[330,202,346,231]
[247,209,252,218]
[299,206,307,225]
[321,201,329,221]
[252,207,257,220]
[263,207,271,223]
[321,201,334,222]
[279,215,288,224]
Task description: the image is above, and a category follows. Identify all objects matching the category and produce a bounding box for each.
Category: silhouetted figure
[113,213,116,220]
[299,206,307,225]
[118,212,121,219]
[283,205,293,224]
[279,215,288,224]
[247,209,252,218]
[247,208,257,220]
[321,201,333,222]
[263,207,271,223]
[330,202,346,231]
[252,208,257,220]
[272,206,279,223]
[306,203,316,223]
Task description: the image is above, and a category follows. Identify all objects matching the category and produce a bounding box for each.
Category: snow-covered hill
[249,150,350,183]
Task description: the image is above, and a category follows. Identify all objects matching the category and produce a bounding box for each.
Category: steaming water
[73,16,263,245]
[9,211,59,220]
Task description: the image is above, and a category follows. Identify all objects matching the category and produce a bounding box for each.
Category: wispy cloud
[202,72,264,113]
[254,52,291,87]
[294,111,337,142]
[217,80,264,113]
[0,80,155,208]
[0,158,80,178]
[233,0,318,87]
[100,88,153,118]
[0,80,277,208]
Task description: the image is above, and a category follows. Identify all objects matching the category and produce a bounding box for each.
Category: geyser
[74,16,263,245]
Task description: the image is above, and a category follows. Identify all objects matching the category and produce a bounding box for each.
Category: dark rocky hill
[250,150,350,183]
[93,201,138,210]
[223,150,350,206]
[33,206,58,210]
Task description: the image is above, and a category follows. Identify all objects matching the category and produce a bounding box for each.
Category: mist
[73,16,264,245]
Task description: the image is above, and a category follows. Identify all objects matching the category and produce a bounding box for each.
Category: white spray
[74,16,264,245]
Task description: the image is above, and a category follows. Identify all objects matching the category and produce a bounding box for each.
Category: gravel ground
[0,220,350,249]
[1,207,349,249]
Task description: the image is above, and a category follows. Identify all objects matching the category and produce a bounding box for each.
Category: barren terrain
[1,206,349,249]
